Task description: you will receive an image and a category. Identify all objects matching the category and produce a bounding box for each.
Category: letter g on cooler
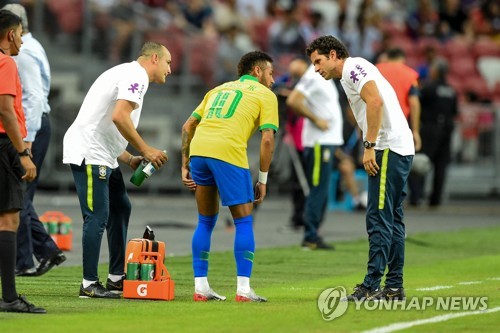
[317,286,348,321]
[137,284,148,297]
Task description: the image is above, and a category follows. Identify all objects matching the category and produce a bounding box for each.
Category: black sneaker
[343,284,371,301]
[301,239,335,250]
[382,287,406,301]
[36,251,67,276]
[79,281,120,299]
[106,276,125,293]
[0,295,46,314]
[15,266,37,277]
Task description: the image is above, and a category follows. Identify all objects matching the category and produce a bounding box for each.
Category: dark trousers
[290,151,305,228]
[16,114,59,270]
[303,145,336,242]
[70,162,131,281]
[363,149,413,290]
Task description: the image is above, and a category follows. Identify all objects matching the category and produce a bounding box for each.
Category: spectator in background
[0,9,45,314]
[176,0,217,37]
[2,3,67,278]
[286,58,344,250]
[215,24,256,85]
[376,48,422,151]
[412,59,458,207]
[438,0,473,39]
[268,0,306,58]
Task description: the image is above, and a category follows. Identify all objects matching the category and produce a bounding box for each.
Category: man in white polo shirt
[286,58,343,250]
[307,35,414,301]
[63,42,171,298]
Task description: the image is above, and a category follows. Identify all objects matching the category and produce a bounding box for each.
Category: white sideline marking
[415,286,453,291]
[457,281,482,285]
[361,306,500,333]
[486,277,500,281]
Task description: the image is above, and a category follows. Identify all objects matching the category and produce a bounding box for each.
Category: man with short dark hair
[0,9,45,314]
[2,3,67,278]
[307,35,414,302]
[181,51,278,302]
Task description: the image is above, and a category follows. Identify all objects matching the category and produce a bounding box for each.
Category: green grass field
[2,226,499,333]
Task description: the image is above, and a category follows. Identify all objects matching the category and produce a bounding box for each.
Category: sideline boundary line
[361,306,500,333]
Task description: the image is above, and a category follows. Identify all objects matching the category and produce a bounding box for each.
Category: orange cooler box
[123,240,175,301]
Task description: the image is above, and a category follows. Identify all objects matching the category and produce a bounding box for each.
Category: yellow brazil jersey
[189,75,279,169]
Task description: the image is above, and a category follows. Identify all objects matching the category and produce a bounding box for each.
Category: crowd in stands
[8,0,500,99]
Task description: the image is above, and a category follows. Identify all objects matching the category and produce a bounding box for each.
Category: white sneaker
[193,288,226,302]
[235,289,267,302]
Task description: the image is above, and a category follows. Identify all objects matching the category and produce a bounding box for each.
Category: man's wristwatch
[18,148,31,157]
[363,141,376,149]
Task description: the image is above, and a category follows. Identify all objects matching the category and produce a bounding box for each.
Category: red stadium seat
[472,39,500,58]
[449,56,477,77]
[443,38,472,60]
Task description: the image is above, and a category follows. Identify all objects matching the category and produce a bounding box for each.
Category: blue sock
[192,213,218,277]
[234,215,255,277]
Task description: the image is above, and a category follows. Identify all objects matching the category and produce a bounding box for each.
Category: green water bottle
[130,151,166,186]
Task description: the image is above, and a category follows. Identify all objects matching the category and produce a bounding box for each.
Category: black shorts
[0,135,24,213]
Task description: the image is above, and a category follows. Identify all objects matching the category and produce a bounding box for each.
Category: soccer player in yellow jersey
[181,51,278,302]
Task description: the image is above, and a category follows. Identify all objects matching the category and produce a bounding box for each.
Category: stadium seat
[47,0,83,34]
[443,38,472,60]
[449,56,477,78]
[187,35,219,87]
[472,39,500,59]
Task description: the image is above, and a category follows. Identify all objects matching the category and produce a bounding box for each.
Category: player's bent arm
[259,129,275,174]
[408,93,422,151]
[360,80,383,143]
[181,116,199,191]
[112,99,167,168]
[286,89,327,130]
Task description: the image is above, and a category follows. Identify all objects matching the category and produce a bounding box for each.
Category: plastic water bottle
[130,151,166,186]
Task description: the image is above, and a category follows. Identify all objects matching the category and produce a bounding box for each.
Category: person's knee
[0,210,21,231]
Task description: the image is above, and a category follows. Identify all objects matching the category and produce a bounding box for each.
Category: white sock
[237,276,250,294]
[108,274,123,282]
[195,277,209,293]
[82,279,97,288]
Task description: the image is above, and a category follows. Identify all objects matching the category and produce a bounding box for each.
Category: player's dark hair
[386,47,406,60]
[0,10,21,39]
[237,51,274,77]
[306,35,349,59]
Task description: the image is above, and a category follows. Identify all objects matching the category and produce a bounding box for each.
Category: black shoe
[15,267,37,277]
[0,295,46,314]
[301,238,335,250]
[106,276,125,293]
[36,251,67,276]
[367,286,406,301]
[79,281,120,299]
[344,284,371,301]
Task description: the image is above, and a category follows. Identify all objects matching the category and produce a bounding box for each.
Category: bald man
[63,42,172,298]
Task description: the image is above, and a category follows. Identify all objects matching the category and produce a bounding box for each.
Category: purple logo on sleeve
[128,83,139,93]
[350,71,359,83]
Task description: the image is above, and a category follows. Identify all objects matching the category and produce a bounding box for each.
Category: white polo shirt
[63,61,149,168]
[340,57,414,156]
[295,65,344,148]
